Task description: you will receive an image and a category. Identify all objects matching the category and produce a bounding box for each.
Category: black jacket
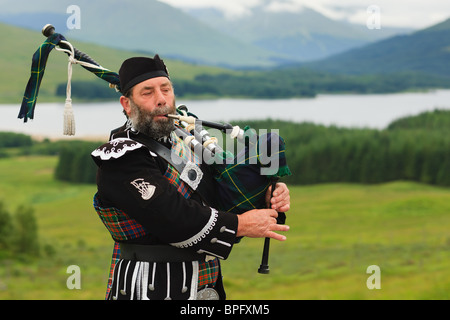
[91,129,239,299]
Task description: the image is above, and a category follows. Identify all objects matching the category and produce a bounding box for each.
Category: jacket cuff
[169,208,238,260]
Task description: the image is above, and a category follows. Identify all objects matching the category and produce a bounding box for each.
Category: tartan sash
[93,196,147,241]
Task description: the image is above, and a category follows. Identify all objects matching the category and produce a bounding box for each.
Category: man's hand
[237,209,289,241]
[266,182,290,212]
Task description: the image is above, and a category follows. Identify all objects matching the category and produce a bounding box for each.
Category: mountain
[0,0,281,67]
[185,5,411,62]
[0,0,411,67]
[304,17,450,77]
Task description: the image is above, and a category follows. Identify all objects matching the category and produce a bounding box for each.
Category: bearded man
[91,55,290,300]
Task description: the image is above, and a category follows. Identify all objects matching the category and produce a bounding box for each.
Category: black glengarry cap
[119,55,170,94]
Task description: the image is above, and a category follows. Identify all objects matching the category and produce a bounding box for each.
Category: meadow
[0,155,448,300]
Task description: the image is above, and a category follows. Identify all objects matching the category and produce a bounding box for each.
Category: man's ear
[120,96,131,116]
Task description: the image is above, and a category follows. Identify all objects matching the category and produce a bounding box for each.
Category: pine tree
[13,206,40,256]
[0,202,13,250]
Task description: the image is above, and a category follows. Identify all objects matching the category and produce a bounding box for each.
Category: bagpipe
[19,24,291,273]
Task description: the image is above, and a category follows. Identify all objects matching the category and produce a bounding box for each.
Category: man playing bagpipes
[19,25,291,300]
[91,56,291,300]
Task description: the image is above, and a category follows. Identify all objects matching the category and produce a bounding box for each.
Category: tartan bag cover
[213,127,291,214]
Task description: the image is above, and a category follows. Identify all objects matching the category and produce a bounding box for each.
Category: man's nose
[155,89,167,107]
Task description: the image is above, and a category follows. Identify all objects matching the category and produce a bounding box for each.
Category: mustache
[147,106,176,118]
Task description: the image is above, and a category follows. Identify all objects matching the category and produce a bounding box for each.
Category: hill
[162,17,450,98]
[187,5,410,63]
[387,108,450,131]
[304,17,450,77]
[0,0,280,67]
[0,23,237,104]
[3,15,450,105]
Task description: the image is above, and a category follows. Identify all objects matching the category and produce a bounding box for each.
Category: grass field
[0,156,449,300]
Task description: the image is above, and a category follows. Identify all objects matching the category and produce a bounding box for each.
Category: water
[2,89,450,139]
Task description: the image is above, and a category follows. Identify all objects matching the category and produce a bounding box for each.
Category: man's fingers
[276,203,290,212]
[267,224,289,241]
[237,209,289,239]
[273,224,290,232]
[268,209,278,218]
[270,183,290,212]
[267,231,287,241]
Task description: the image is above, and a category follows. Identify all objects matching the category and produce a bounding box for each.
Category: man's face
[121,77,176,139]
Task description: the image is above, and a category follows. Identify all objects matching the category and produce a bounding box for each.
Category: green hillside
[305,18,450,77]
[419,17,450,33]
[0,155,448,300]
[0,23,236,104]
[190,17,450,96]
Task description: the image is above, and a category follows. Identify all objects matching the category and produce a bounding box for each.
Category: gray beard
[128,100,175,140]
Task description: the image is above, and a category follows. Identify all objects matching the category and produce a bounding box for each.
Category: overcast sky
[158,0,450,29]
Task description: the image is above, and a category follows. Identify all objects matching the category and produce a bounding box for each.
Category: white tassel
[54,40,113,136]
[63,51,76,136]
[63,98,75,136]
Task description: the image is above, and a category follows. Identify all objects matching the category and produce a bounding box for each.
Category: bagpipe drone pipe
[19,24,292,272]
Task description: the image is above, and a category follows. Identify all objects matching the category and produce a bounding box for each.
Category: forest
[236,109,450,186]
[1,109,449,187]
[56,70,450,100]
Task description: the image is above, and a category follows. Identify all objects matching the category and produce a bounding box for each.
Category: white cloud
[264,1,305,13]
[158,0,262,19]
[158,0,450,28]
[316,0,450,28]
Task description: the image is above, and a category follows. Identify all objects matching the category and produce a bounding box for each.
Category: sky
[157,0,450,29]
